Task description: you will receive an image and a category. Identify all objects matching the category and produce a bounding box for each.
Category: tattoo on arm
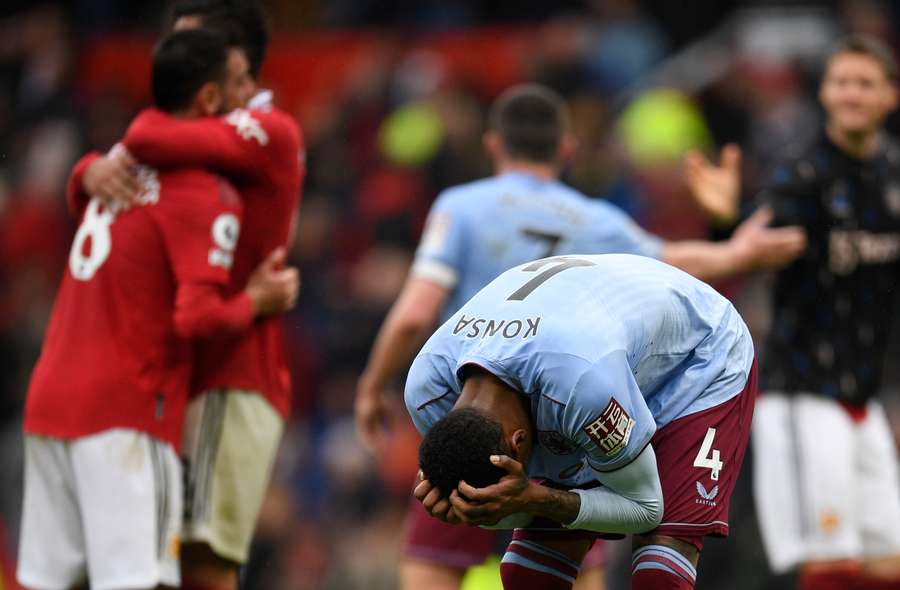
[529,486,581,525]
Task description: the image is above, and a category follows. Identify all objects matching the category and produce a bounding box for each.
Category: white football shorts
[181,389,283,564]
[17,428,182,590]
[753,393,900,573]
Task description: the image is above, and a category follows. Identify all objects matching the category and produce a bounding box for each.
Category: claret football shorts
[17,429,181,590]
[509,361,758,551]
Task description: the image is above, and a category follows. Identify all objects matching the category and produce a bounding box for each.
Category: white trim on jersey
[411,259,459,290]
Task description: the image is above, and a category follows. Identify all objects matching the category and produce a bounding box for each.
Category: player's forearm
[521,483,581,526]
[564,445,664,534]
[661,240,749,282]
[174,284,255,339]
[360,311,435,393]
[124,113,255,178]
[67,152,101,217]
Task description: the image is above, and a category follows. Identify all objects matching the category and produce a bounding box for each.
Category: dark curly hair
[419,408,510,498]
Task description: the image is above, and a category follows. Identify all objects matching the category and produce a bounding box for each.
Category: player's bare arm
[661,207,807,281]
[355,277,449,452]
[83,146,140,204]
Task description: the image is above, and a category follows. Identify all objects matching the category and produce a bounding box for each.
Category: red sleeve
[66,152,100,218]
[155,173,252,339]
[174,285,254,339]
[122,108,300,185]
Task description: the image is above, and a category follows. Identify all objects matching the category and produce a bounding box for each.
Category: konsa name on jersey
[452,314,541,340]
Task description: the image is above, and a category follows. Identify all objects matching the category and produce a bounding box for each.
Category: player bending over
[357,83,803,590]
[407,254,757,590]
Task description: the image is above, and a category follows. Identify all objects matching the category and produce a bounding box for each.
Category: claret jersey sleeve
[562,351,657,473]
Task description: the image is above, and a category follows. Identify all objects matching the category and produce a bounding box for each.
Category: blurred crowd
[3,1,900,589]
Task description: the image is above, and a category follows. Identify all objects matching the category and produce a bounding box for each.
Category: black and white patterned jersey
[759,132,900,405]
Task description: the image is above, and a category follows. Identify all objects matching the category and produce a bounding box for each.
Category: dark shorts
[404,496,608,570]
[650,360,757,543]
[404,497,498,569]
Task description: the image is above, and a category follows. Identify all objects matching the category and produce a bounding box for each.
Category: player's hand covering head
[169,0,269,79]
[152,28,231,115]
[419,408,510,496]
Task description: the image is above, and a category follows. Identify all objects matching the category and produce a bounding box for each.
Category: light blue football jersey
[405,254,754,486]
[412,172,662,321]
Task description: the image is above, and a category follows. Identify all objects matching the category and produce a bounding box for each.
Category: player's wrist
[357,372,385,399]
[525,482,580,525]
[82,157,105,194]
[725,235,754,272]
[244,284,265,316]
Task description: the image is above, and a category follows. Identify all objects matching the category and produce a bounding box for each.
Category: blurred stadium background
[2,0,900,588]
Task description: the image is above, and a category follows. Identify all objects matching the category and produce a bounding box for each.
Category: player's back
[414,172,662,319]
[412,254,753,430]
[25,168,236,447]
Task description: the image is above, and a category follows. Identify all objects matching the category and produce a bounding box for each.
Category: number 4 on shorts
[693,428,723,481]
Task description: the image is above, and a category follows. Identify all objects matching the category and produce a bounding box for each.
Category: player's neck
[496,161,558,182]
[457,373,531,433]
[826,122,882,159]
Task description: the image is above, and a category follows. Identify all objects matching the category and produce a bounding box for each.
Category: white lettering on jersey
[225,109,268,145]
[829,229,900,274]
[69,199,115,281]
[67,165,160,281]
[208,213,240,269]
[135,166,160,205]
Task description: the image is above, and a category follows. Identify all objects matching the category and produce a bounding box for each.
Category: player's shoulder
[533,181,625,223]
[224,107,301,149]
[429,176,503,219]
[437,175,504,203]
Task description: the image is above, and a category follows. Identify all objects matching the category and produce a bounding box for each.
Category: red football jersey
[25,168,246,448]
[121,107,304,418]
